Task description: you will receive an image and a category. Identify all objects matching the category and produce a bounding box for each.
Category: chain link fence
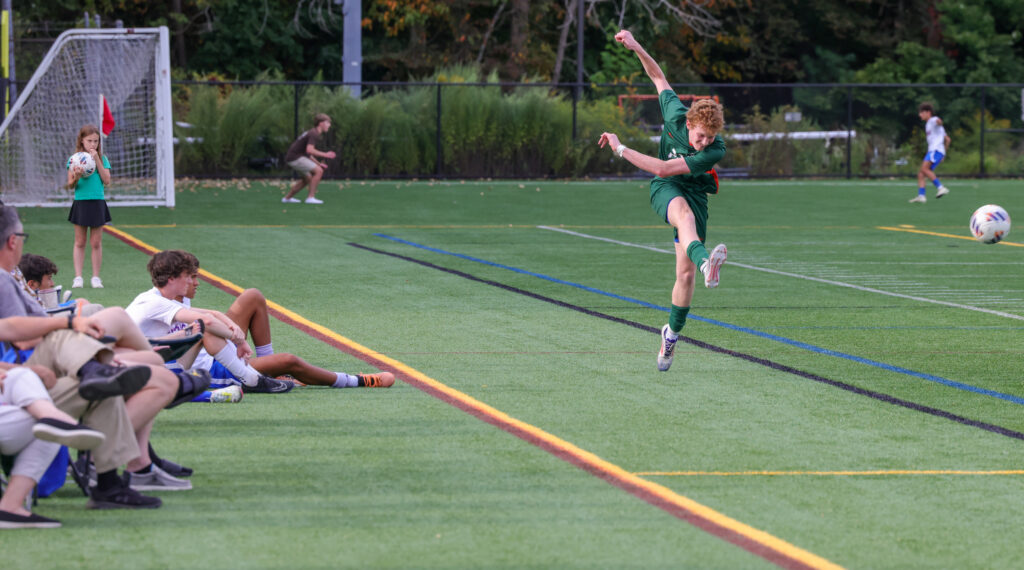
[13,78,1024,179]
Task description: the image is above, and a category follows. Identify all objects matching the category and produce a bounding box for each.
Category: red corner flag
[100,95,115,136]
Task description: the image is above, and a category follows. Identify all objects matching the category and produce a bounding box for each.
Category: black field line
[348,241,1024,443]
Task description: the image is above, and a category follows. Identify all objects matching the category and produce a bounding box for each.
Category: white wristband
[615,144,627,158]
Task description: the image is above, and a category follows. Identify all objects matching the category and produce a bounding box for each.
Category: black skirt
[68,199,112,228]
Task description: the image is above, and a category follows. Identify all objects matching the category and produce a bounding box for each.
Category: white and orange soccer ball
[969,204,1011,244]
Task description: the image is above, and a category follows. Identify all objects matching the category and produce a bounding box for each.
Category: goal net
[0,27,173,207]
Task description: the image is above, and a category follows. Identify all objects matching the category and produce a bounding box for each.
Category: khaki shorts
[287,156,319,176]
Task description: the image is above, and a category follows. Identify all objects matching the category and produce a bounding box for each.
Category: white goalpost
[0,26,174,207]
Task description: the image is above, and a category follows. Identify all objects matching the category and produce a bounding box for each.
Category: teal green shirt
[656,90,725,194]
[66,155,110,201]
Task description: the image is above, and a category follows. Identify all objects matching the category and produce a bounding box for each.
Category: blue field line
[374,233,1024,407]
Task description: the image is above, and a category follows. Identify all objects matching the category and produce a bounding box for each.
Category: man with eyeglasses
[0,204,187,508]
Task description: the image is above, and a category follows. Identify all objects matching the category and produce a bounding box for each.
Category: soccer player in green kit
[598,29,728,372]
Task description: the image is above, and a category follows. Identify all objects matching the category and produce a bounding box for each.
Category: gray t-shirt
[0,270,46,318]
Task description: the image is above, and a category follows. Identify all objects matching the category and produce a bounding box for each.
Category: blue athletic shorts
[923,150,945,169]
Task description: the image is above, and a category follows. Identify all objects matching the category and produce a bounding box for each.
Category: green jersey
[67,154,110,201]
[656,90,725,194]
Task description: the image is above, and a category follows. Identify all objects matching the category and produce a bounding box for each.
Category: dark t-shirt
[284,129,322,163]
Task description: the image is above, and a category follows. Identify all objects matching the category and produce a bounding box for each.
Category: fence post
[846,86,853,180]
[979,86,986,178]
[572,85,578,140]
[436,83,442,177]
[293,84,300,141]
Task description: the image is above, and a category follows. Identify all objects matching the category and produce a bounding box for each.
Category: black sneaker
[32,418,105,450]
[242,375,295,394]
[0,510,61,529]
[87,479,162,510]
[78,363,151,401]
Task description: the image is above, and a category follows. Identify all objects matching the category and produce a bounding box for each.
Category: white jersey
[126,289,219,371]
[126,287,191,338]
[925,116,947,153]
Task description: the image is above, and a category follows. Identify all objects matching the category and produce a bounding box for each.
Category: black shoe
[32,418,105,450]
[148,321,205,362]
[78,363,151,401]
[149,443,194,478]
[165,368,213,409]
[242,375,295,394]
[87,479,162,510]
[0,510,61,529]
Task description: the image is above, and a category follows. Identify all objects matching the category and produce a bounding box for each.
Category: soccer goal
[0,27,174,207]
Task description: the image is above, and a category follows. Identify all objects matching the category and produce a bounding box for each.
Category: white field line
[537,225,1024,322]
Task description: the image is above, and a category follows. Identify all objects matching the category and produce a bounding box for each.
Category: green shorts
[649,178,709,243]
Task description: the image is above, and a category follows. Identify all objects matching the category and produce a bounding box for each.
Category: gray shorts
[287,156,319,176]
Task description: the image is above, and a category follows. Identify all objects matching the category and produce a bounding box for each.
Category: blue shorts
[208,360,241,388]
[923,150,945,169]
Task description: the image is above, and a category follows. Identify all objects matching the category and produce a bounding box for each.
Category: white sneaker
[935,186,949,198]
[90,276,103,289]
[281,197,301,203]
[909,195,926,203]
[304,197,323,204]
[126,463,192,492]
[72,276,84,288]
[657,324,678,372]
[702,244,727,289]
[208,385,243,403]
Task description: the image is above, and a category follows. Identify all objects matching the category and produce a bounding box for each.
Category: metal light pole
[340,0,361,99]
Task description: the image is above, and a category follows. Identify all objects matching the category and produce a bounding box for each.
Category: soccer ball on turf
[969,204,1011,244]
[67,151,96,178]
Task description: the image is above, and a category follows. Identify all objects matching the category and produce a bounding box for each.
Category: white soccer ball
[68,151,96,178]
[969,204,1011,244]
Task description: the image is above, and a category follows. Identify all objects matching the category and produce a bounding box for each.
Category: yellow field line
[638,470,1024,477]
[878,226,1023,247]
[106,224,843,570]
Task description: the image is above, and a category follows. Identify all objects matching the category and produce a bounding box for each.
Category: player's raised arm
[598,132,692,178]
[615,30,671,93]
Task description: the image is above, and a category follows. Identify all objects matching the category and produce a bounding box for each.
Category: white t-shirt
[125,287,191,338]
[925,116,947,153]
[127,289,220,371]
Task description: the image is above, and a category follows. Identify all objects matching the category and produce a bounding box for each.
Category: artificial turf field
[7,177,1024,569]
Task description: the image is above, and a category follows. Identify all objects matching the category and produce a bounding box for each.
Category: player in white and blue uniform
[909,102,951,203]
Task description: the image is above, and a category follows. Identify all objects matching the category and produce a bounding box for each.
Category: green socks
[668,305,690,334]
[686,240,709,272]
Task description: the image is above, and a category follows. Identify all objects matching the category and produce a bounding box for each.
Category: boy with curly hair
[598,29,728,373]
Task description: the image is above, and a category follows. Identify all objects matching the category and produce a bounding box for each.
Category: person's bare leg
[0,476,37,516]
[72,225,88,281]
[666,197,699,308]
[90,307,152,351]
[121,366,176,472]
[251,353,336,386]
[307,166,324,199]
[23,399,79,424]
[89,227,103,279]
[283,175,309,200]
[226,289,272,347]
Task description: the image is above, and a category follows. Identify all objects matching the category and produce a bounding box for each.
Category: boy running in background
[597,29,728,373]
[909,102,951,203]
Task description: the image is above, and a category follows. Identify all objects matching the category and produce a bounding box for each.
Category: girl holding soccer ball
[65,124,111,289]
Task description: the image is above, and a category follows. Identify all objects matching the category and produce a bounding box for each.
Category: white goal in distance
[0,27,174,207]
